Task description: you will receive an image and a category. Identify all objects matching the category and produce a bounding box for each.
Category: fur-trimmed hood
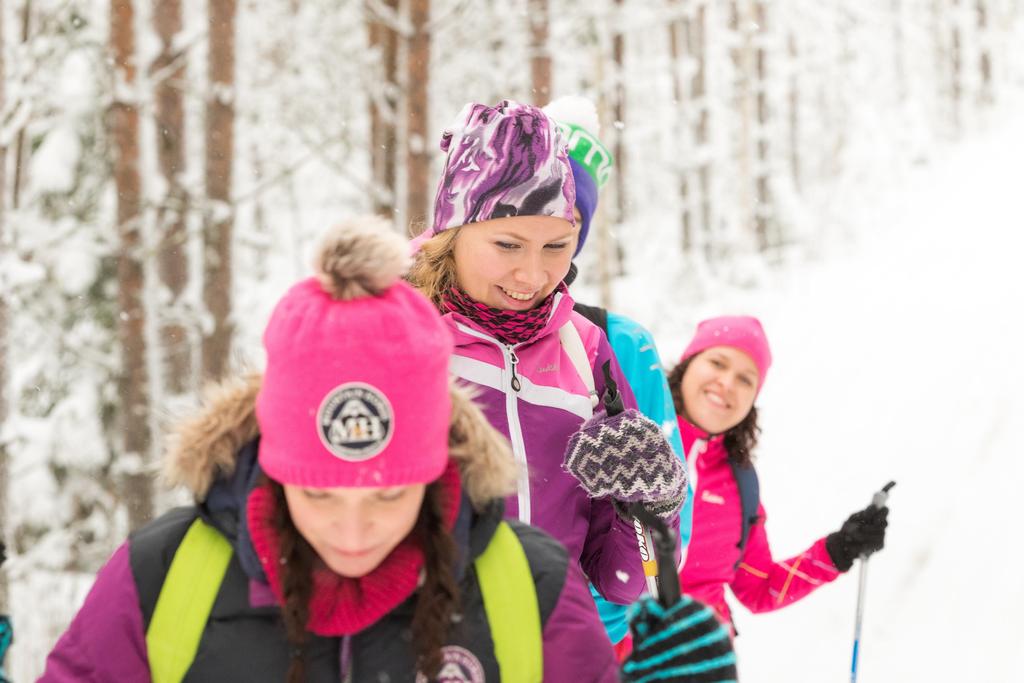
[163,374,518,510]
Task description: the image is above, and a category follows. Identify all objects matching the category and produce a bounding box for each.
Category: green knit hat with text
[558,121,613,188]
[543,96,614,256]
[543,95,614,188]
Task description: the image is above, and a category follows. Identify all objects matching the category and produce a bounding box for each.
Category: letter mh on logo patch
[317,382,394,461]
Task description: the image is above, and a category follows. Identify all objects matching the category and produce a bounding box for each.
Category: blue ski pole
[850,481,895,683]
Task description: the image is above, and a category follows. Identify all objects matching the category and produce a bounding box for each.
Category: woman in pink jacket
[670,316,889,632]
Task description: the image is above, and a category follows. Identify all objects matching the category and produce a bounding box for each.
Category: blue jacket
[590,311,693,643]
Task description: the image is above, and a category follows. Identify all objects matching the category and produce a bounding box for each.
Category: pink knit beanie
[680,315,773,392]
[256,216,454,488]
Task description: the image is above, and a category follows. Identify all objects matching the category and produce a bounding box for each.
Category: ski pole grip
[871,481,896,508]
[600,361,624,417]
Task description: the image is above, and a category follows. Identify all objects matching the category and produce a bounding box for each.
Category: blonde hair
[407,228,461,309]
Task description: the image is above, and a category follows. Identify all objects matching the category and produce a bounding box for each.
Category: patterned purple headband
[430,100,576,236]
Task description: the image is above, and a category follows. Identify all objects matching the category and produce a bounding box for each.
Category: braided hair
[269,479,459,682]
[270,480,315,683]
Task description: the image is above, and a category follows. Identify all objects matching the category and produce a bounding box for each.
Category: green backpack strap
[146,517,233,683]
[475,521,543,682]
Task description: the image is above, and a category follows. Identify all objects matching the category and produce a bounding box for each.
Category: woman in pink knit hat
[40,217,623,682]
[669,315,890,638]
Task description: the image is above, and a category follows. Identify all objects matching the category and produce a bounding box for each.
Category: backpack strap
[146,518,233,683]
[147,518,543,682]
[558,320,599,410]
[475,521,543,683]
[572,302,609,335]
[728,460,761,566]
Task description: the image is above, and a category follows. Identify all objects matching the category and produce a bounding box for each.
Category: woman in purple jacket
[408,100,687,607]
[40,218,620,682]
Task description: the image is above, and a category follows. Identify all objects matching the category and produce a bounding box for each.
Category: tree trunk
[603,0,627,278]
[892,0,908,105]
[594,51,613,308]
[153,0,192,395]
[977,0,992,103]
[10,0,30,210]
[528,0,551,105]
[611,0,628,275]
[0,0,8,612]
[951,0,963,133]
[367,0,399,218]
[111,0,153,530]
[667,4,692,253]
[691,2,711,261]
[753,0,772,252]
[787,32,801,192]
[730,0,756,256]
[202,0,237,382]
[405,0,431,228]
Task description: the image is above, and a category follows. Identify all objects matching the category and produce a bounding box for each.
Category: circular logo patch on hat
[415,646,485,683]
[317,382,394,461]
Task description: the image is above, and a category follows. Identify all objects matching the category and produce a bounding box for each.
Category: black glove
[826,504,889,572]
[623,595,737,682]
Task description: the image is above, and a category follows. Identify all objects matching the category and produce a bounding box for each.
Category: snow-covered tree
[5,1,1024,677]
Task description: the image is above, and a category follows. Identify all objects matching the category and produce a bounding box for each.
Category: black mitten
[826,504,889,572]
[563,408,687,520]
[623,595,737,683]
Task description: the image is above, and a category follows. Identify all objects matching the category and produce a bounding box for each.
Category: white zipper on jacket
[685,437,708,495]
[678,437,708,571]
[453,323,532,524]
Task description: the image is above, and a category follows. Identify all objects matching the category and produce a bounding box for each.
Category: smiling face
[452,216,577,311]
[283,483,426,578]
[679,346,760,435]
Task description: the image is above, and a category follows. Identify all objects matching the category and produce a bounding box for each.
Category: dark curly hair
[667,355,760,468]
[269,479,459,681]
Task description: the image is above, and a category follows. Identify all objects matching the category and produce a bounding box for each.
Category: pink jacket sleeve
[728,503,842,613]
[40,542,153,682]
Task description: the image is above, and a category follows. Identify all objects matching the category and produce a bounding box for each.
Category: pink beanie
[680,315,773,391]
[256,217,454,488]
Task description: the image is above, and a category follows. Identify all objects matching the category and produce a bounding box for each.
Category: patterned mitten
[623,595,737,683]
[563,408,687,520]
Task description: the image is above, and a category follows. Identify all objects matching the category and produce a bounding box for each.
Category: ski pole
[632,512,661,598]
[600,362,662,600]
[630,503,680,607]
[850,480,895,683]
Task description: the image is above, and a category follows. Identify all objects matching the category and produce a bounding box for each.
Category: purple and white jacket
[444,288,664,605]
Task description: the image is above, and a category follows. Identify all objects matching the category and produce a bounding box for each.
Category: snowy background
[612,102,1024,682]
[2,1,1023,680]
